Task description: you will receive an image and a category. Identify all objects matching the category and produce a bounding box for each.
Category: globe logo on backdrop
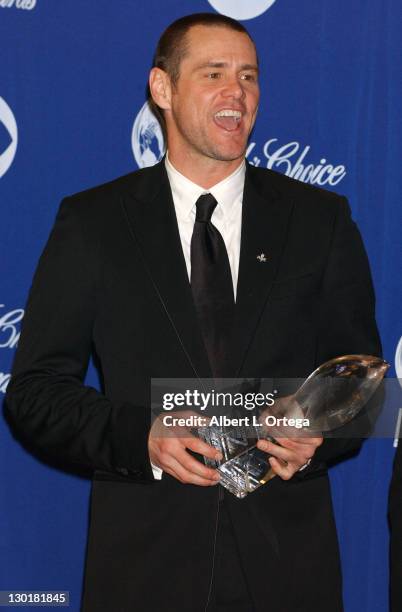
[207,0,277,20]
[131,101,165,168]
[0,97,18,179]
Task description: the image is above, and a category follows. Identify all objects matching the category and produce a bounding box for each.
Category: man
[5,13,381,612]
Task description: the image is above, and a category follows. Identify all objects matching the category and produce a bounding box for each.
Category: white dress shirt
[165,152,245,299]
[151,153,246,480]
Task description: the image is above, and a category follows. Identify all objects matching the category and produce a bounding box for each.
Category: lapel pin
[256,253,267,262]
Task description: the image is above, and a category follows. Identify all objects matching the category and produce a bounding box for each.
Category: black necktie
[190,193,234,378]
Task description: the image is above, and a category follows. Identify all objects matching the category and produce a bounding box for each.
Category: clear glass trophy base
[199,425,276,498]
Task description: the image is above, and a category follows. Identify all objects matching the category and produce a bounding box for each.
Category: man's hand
[257,396,323,480]
[148,410,222,486]
[256,436,323,480]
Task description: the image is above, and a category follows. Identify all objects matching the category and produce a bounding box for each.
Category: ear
[149,67,172,111]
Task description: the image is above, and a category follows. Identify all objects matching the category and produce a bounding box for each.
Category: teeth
[215,109,242,118]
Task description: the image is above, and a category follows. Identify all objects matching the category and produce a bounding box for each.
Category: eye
[206,72,221,79]
[240,73,257,82]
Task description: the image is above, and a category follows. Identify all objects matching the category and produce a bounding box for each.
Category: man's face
[165,25,260,163]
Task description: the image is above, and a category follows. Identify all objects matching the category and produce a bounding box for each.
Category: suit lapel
[233,163,294,376]
[121,160,212,378]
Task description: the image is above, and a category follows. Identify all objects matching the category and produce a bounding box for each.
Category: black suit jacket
[5,160,382,612]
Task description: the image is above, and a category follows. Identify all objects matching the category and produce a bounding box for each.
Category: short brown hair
[153,12,256,85]
[148,13,257,128]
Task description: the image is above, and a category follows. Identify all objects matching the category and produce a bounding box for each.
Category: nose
[221,75,245,100]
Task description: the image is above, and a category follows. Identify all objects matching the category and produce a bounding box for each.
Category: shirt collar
[165,151,245,223]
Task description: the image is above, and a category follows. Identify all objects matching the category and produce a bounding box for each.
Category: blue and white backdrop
[1,1,401,610]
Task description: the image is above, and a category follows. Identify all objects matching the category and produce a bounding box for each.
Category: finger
[184,436,223,461]
[268,456,296,481]
[257,439,309,466]
[164,455,220,487]
[162,462,207,486]
[155,441,220,482]
[175,447,221,481]
[150,427,222,462]
[279,436,323,447]
[272,438,318,455]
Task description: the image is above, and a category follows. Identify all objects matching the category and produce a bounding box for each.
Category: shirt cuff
[151,461,163,480]
[298,458,312,472]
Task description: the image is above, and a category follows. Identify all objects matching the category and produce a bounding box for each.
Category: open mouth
[213,109,242,132]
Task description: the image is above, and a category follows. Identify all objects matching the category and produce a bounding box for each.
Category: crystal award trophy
[198,355,388,499]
